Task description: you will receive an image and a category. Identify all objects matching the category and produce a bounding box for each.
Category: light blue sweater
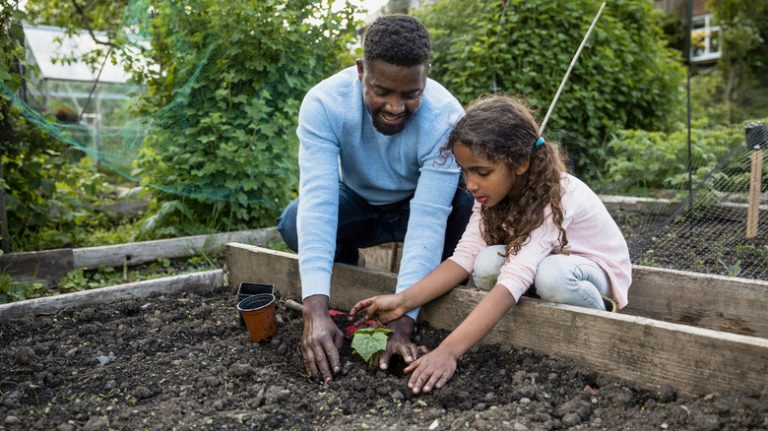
[297,66,464,318]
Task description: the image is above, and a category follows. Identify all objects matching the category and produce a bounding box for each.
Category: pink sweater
[449,174,632,308]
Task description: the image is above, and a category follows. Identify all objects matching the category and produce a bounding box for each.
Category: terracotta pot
[237,293,278,342]
[237,282,275,327]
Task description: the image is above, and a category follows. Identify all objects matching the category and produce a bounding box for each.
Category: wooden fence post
[745,123,766,238]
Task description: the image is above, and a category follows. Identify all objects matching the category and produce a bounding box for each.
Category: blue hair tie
[535,137,545,148]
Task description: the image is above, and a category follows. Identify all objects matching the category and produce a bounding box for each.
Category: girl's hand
[349,294,406,326]
[404,346,458,394]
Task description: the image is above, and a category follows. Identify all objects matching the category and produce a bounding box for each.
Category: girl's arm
[404,284,516,393]
[350,259,470,324]
[399,259,471,310]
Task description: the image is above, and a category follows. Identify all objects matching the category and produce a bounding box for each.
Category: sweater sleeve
[296,90,341,299]
[397,127,461,320]
[447,201,486,272]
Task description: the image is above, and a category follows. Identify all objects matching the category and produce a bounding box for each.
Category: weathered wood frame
[226,243,768,397]
[1,227,278,285]
[0,270,224,319]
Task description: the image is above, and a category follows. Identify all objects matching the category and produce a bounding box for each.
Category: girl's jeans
[472,245,610,311]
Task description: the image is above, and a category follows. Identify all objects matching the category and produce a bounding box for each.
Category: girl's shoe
[602,296,617,312]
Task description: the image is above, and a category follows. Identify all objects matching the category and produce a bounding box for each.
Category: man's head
[357,15,431,135]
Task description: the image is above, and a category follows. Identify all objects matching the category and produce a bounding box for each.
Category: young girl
[349,95,631,394]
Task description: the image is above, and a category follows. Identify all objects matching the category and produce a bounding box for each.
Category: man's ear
[356,59,364,81]
[515,158,531,176]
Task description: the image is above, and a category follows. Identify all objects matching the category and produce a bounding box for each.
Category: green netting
[3,0,359,211]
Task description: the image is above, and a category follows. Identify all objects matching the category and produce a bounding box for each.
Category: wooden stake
[746,149,763,238]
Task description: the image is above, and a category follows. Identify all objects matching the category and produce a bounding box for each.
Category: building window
[691,14,721,62]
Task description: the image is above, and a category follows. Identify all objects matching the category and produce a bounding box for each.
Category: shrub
[603,118,768,194]
[415,0,685,180]
[130,0,360,236]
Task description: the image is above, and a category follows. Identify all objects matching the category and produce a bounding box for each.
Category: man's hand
[349,293,406,326]
[301,295,344,384]
[403,345,458,394]
[373,315,421,370]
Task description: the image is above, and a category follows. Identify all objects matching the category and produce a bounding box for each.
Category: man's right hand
[301,295,344,384]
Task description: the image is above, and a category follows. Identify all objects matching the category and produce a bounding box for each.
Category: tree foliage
[19,0,361,238]
[707,0,768,122]
[414,0,685,179]
[1,1,119,251]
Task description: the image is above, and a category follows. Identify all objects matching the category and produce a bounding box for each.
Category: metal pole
[685,0,693,217]
[539,2,606,136]
[0,100,12,253]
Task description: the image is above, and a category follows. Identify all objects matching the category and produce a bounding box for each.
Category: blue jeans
[473,246,610,310]
[277,182,474,265]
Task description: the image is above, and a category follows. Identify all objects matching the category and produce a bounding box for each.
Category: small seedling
[351,327,392,366]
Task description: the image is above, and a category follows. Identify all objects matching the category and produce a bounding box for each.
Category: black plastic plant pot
[237,282,275,302]
[237,282,275,327]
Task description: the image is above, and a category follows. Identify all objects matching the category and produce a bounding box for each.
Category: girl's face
[453,142,529,208]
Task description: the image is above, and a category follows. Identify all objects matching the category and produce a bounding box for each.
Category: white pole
[539,2,607,136]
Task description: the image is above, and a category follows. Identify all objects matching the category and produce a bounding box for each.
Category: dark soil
[2,290,767,431]
[618,212,768,281]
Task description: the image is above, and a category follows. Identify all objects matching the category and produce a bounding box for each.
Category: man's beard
[371,109,411,136]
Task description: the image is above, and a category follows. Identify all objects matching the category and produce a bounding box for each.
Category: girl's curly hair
[445,95,569,256]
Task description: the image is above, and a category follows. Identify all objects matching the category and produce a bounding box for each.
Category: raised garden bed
[227,246,768,396]
[1,193,766,429]
[1,281,766,429]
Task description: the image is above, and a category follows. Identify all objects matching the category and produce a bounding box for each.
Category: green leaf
[351,327,393,365]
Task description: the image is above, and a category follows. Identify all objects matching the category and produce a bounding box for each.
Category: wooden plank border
[0,248,73,285]
[225,244,768,396]
[0,227,279,285]
[0,269,224,320]
[627,265,768,338]
[73,227,279,269]
[600,194,768,221]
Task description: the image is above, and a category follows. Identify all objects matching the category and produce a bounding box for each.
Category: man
[277,14,472,383]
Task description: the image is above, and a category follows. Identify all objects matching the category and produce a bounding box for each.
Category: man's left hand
[374,315,421,370]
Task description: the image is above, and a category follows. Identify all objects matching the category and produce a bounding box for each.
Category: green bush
[415,0,685,180]
[603,118,768,193]
[1,102,128,250]
[2,4,135,251]
[131,0,360,237]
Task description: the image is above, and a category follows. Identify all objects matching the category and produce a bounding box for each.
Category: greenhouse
[22,23,143,167]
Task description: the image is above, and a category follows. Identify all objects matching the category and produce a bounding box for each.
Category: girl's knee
[474,245,506,276]
[472,245,506,291]
[533,255,571,297]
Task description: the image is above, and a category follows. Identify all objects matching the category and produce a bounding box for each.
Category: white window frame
[690,14,722,62]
